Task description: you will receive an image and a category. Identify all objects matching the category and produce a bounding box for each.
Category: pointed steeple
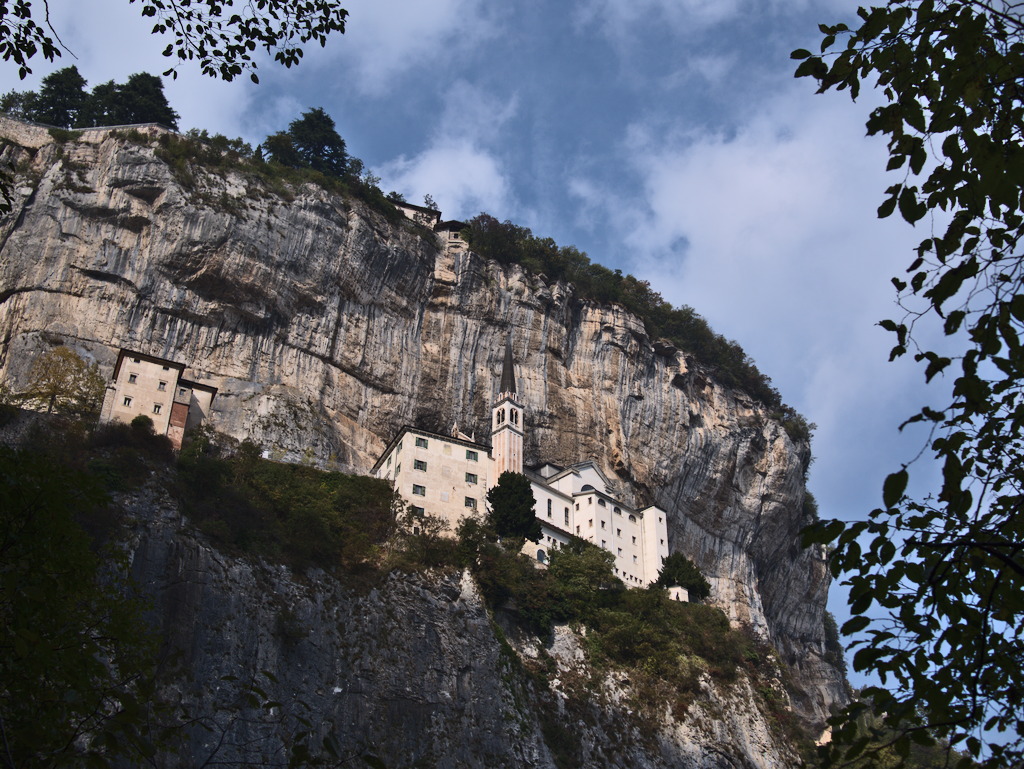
[491,337,524,480]
[499,338,517,397]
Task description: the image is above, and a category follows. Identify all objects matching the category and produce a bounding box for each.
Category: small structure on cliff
[372,342,669,586]
[392,201,467,254]
[99,349,217,449]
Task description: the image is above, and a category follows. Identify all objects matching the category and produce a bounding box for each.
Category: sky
[0,0,954,675]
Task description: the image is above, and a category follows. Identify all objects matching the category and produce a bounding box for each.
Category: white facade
[99,349,217,449]
[371,346,670,586]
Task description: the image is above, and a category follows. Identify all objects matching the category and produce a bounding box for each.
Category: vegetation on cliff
[0,407,813,765]
[1,66,180,129]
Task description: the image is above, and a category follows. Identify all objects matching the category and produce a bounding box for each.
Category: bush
[174,439,398,573]
[457,526,751,694]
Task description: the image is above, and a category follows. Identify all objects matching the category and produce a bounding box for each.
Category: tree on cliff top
[486,471,541,546]
[28,65,87,127]
[4,67,180,129]
[264,107,349,177]
[795,1,1024,765]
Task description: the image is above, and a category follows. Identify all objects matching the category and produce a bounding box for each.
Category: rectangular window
[466,449,478,461]
[395,464,401,475]
[616,528,621,536]
[387,455,392,466]
[128,373,137,384]
[162,365,170,371]
[158,381,167,391]
[179,387,188,397]
[414,459,427,471]
[412,484,426,496]
[601,540,606,548]
[415,437,428,448]
[564,508,569,525]
[633,555,638,564]
[465,472,478,484]
[600,521,606,529]
[412,506,425,518]
[464,497,477,510]
[547,499,552,518]
[632,536,637,544]
[617,548,622,556]
[123,396,132,406]
[152,404,161,415]
[588,519,593,527]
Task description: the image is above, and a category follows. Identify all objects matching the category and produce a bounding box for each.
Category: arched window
[511,409,518,425]
[537,548,547,564]
[498,408,505,423]
[629,514,637,523]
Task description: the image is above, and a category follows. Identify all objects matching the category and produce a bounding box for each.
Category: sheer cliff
[0,119,847,731]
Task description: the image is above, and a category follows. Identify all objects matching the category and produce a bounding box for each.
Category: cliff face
[0,120,846,729]
[121,483,799,769]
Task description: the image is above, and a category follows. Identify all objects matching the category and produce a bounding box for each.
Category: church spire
[491,338,523,480]
[499,337,517,397]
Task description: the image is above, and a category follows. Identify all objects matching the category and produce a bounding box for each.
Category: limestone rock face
[0,122,846,728]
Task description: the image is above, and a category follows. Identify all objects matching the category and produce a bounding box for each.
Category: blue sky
[0,0,952,673]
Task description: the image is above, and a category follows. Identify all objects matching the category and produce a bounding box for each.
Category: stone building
[373,342,669,586]
[99,349,217,449]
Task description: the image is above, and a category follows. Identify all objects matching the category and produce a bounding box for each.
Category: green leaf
[842,615,871,634]
[883,468,908,508]
[878,193,899,218]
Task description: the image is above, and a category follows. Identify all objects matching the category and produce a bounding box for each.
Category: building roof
[370,424,491,474]
[435,220,467,232]
[112,348,186,380]
[178,378,219,397]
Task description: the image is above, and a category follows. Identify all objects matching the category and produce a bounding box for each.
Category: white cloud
[570,81,943,521]
[576,0,743,35]
[328,0,495,95]
[381,141,511,219]
[378,82,516,218]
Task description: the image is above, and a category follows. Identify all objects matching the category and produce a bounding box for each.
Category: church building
[372,342,670,586]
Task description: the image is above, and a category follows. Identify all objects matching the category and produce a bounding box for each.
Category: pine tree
[115,73,179,128]
[287,107,348,176]
[486,471,541,545]
[30,65,88,128]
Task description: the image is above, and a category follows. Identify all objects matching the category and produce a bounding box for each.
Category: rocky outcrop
[0,121,846,729]
[121,484,799,768]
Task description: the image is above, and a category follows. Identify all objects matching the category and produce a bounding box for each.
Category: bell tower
[491,338,524,482]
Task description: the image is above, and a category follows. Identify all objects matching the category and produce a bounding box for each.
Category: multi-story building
[372,342,669,586]
[99,348,217,449]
